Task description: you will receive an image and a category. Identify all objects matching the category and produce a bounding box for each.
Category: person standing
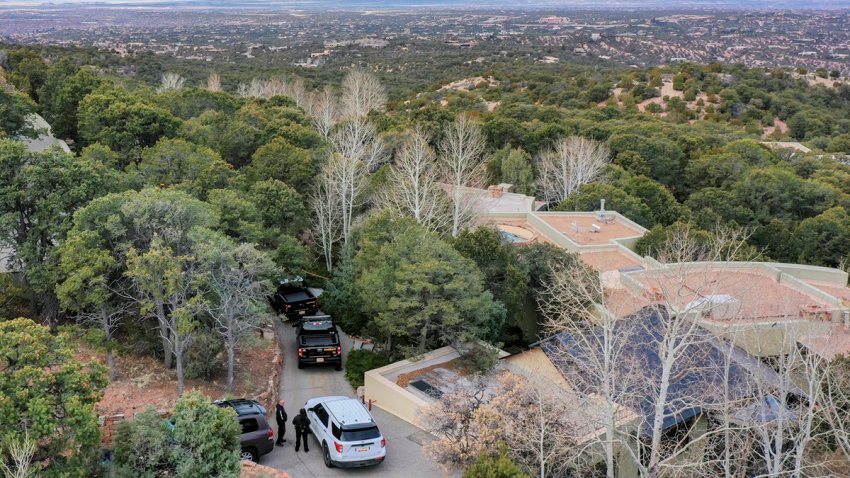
[293,408,311,453]
[275,399,287,446]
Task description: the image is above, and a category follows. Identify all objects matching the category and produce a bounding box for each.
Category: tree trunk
[226,335,236,394]
[419,317,430,354]
[106,350,116,381]
[43,292,60,334]
[103,310,116,381]
[648,356,675,475]
[156,300,173,369]
[175,334,185,397]
[452,186,462,238]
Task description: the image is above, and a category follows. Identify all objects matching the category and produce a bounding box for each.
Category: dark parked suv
[296,315,342,371]
[214,399,275,462]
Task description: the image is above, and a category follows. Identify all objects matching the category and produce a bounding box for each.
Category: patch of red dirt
[86,330,279,421]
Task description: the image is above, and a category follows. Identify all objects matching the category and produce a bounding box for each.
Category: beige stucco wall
[363,346,459,427]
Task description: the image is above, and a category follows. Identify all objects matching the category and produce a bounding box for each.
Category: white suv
[304,396,386,468]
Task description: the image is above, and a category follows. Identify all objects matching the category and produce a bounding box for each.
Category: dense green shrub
[463,447,531,478]
[458,342,500,375]
[0,318,107,477]
[113,408,175,478]
[113,392,240,478]
[345,349,391,388]
[185,328,223,380]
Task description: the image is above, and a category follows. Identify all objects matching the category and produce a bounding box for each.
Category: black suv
[268,277,320,319]
[296,315,342,371]
[214,399,275,462]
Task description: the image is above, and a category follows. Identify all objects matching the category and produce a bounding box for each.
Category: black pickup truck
[296,314,342,371]
[268,277,319,319]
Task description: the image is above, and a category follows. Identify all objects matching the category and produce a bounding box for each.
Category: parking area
[261,321,447,478]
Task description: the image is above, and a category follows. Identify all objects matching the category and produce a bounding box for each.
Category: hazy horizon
[3,0,850,9]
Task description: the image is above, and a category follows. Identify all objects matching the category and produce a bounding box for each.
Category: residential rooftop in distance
[580,249,643,273]
[536,212,645,247]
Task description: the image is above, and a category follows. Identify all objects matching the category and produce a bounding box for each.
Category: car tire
[322,442,335,468]
[241,448,258,462]
[334,362,342,371]
[298,360,304,370]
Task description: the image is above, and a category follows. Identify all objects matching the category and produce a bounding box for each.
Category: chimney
[488,185,504,198]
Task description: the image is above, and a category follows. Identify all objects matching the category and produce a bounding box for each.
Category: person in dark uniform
[275,399,287,446]
[292,408,311,453]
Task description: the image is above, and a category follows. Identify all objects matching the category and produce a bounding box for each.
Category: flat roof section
[632,269,836,321]
[805,280,850,306]
[799,325,850,359]
[580,250,642,272]
[604,287,651,318]
[537,214,644,246]
[447,185,536,214]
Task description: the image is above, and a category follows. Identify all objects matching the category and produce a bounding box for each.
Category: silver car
[304,396,386,468]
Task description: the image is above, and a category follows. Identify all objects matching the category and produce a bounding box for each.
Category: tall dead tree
[824,356,850,465]
[328,118,386,246]
[379,128,450,232]
[439,114,486,237]
[312,167,343,273]
[206,73,222,92]
[537,222,763,478]
[308,86,340,140]
[157,72,185,93]
[537,136,611,205]
[340,68,387,119]
[536,261,631,478]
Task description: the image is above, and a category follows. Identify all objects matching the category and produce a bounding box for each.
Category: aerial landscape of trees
[2,35,850,477]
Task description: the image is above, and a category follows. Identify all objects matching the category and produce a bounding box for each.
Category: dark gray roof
[541,306,803,436]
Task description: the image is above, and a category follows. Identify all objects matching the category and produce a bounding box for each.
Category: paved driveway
[261,320,446,478]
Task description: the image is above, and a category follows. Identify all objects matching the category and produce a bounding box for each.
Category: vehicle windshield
[301,320,335,334]
[341,426,381,442]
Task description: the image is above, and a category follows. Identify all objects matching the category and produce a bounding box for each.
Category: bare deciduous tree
[440,114,487,237]
[537,136,611,205]
[262,77,286,98]
[331,117,386,171]
[157,72,185,93]
[308,86,340,140]
[324,152,369,248]
[312,168,343,273]
[283,76,309,110]
[744,325,834,478]
[206,73,222,92]
[649,222,759,264]
[237,78,266,98]
[824,356,850,466]
[478,372,584,478]
[340,68,387,118]
[0,430,36,478]
[329,118,386,245]
[422,377,491,468]
[536,261,631,478]
[535,224,771,478]
[311,117,385,271]
[379,128,451,232]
